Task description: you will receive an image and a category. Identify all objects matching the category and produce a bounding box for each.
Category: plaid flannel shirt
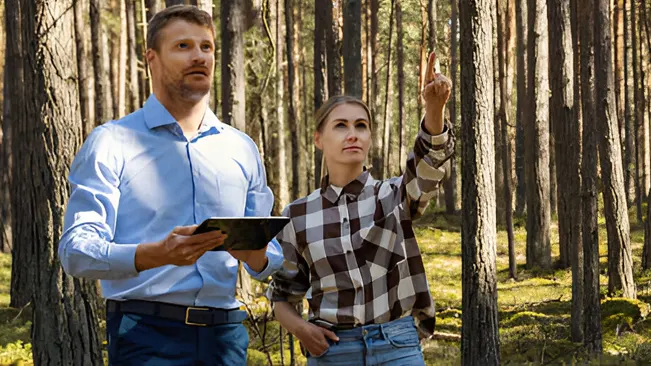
[267,121,455,336]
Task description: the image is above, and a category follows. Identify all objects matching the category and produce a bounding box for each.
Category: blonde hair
[314,96,372,178]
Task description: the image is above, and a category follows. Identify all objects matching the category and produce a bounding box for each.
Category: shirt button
[346,249,352,254]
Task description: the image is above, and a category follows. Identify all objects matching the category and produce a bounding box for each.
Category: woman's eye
[335,123,347,128]
[356,123,368,129]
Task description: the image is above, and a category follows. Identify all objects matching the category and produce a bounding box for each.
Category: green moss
[601,298,650,321]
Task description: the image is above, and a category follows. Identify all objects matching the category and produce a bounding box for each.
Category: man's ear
[145,49,156,65]
[314,131,323,151]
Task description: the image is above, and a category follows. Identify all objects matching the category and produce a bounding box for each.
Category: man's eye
[178,43,188,49]
[202,44,213,51]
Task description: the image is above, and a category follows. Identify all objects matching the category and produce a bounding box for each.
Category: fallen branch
[429,331,461,342]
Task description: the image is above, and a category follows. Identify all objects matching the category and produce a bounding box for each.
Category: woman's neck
[326,163,364,187]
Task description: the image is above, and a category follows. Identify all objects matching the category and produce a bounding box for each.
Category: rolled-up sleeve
[58,126,139,280]
[398,119,455,219]
[266,211,310,304]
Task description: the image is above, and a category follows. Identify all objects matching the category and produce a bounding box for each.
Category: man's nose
[192,47,207,64]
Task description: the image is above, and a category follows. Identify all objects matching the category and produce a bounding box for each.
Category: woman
[267,52,454,365]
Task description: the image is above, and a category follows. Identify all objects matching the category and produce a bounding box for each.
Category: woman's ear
[314,130,323,151]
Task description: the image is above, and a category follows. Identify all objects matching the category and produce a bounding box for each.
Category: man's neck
[155,91,208,139]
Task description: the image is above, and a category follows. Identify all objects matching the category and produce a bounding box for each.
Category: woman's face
[315,103,372,170]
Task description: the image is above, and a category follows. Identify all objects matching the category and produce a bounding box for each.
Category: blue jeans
[106,310,249,365]
[306,316,425,366]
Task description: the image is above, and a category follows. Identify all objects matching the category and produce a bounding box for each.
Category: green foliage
[0,340,32,365]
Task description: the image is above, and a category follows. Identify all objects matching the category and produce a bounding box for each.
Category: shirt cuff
[107,243,139,275]
[245,249,284,281]
[418,118,450,146]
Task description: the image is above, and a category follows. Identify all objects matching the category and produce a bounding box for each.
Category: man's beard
[168,78,210,102]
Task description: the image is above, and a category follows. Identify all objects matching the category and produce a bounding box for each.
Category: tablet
[193,217,291,251]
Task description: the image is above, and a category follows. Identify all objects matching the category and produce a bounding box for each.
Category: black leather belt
[107,299,247,326]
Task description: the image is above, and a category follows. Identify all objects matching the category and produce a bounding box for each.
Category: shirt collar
[321,169,371,204]
[143,93,221,134]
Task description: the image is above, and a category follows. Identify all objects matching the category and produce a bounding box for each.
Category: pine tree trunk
[428,0,437,50]
[382,0,395,178]
[74,0,94,138]
[326,0,342,97]
[370,0,383,179]
[90,0,112,125]
[286,0,301,200]
[13,0,103,363]
[294,4,307,198]
[549,0,583,342]
[493,2,504,225]
[579,0,603,354]
[515,0,527,217]
[343,0,362,98]
[396,0,405,172]
[444,0,459,214]
[624,0,636,206]
[127,0,140,111]
[118,0,127,117]
[221,0,246,131]
[274,0,289,212]
[460,0,500,362]
[497,0,516,280]
[314,0,328,188]
[525,0,552,269]
[615,0,626,167]
[2,0,19,258]
[595,0,636,299]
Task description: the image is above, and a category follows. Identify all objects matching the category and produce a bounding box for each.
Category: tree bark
[12,0,103,363]
[579,0,603,354]
[459,0,500,363]
[1,0,20,257]
[624,0,636,206]
[382,0,395,178]
[515,0,527,217]
[444,0,459,214]
[127,0,140,112]
[615,0,626,167]
[74,0,94,138]
[272,0,289,213]
[314,0,328,188]
[497,0,515,280]
[221,0,246,131]
[370,0,383,179]
[343,0,362,98]
[118,0,127,117]
[286,0,305,200]
[428,0,437,50]
[396,0,405,172]
[326,0,342,97]
[595,0,636,299]
[548,0,583,342]
[90,0,112,125]
[166,0,185,6]
[525,0,552,269]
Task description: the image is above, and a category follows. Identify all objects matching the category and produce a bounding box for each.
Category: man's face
[147,19,215,101]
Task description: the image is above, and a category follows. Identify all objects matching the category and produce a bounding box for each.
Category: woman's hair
[314,95,372,133]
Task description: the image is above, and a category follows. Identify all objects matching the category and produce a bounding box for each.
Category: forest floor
[1,206,651,365]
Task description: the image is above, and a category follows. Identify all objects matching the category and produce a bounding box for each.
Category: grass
[1,205,651,365]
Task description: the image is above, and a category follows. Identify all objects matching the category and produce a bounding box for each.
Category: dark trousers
[106,309,249,365]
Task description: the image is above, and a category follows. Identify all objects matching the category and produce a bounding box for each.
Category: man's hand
[296,321,339,357]
[228,247,268,273]
[135,225,227,271]
[422,51,452,135]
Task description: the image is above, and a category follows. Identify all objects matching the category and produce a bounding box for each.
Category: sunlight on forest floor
[1,206,651,365]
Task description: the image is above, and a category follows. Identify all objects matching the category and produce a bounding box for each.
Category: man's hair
[147,5,215,51]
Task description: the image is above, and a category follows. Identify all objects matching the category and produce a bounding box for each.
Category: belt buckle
[185,306,209,326]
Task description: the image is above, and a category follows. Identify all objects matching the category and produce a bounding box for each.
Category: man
[58,5,283,365]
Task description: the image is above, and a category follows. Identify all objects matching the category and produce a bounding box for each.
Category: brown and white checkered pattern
[267,122,455,336]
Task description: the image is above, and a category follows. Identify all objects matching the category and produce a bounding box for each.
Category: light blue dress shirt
[58,94,284,309]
